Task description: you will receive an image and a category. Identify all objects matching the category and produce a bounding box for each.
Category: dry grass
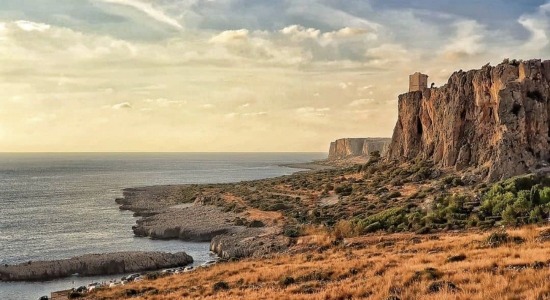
[87,226,550,300]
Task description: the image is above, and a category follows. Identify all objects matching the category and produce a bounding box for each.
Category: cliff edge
[387,59,550,181]
[328,138,391,160]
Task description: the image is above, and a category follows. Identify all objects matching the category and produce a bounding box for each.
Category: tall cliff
[387,59,550,181]
[328,138,391,160]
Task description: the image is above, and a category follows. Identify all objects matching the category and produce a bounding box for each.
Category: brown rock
[0,251,193,281]
[387,59,550,182]
[328,138,391,160]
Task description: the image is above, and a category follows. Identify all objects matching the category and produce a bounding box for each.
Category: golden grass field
[87,225,550,300]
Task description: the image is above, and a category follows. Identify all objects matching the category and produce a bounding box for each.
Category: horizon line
[0,151,328,154]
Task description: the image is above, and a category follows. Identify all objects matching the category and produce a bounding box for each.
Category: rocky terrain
[387,59,550,182]
[115,185,292,259]
[0,252,193,281]
[106,60,550,265]
[328,138,391,160]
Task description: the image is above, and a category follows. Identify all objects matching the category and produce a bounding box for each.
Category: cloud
[339,82,353,89]
[296,107,330,117]
[442,20,486,60]
[348,98,375,107]
[518,2,550,53]
[96,0,183,30]
[321,27,375,43]
[112,102,132,109]
[243,111,267,117]
[15,20,51,32]
[225,111,267,118]
[210,29,249,44]
[201,104,214,109]
[144,98,186,107]
[280,25,320,41]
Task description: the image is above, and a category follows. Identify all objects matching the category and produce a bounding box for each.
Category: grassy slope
[88,226,550,299]
[86,158,550,299]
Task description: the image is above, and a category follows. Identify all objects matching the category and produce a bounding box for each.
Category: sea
[0,152,326,300]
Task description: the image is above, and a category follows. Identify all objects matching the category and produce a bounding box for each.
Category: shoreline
[1,157,323,284]
[0,251,193,282]
[279,161,334,171]
[115,159,328,259]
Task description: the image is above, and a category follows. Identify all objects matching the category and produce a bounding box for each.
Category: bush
[248,220,265,228]
[363,222,382,233]
[446,254,466,263]
[388,191,402,199]
[280,276,296,286]
[213,281,230,292]
[485,230,513,247]
[333,220,356,238]
[480,174,550,226]
[335,185,353,196]
[283,225,301,238]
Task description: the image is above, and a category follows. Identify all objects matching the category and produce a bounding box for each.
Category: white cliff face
[328,138,391,160]
[387,59,550,182]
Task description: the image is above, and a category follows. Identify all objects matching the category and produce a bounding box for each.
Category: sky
[0,0,549,152]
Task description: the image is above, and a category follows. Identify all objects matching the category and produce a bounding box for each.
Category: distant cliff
[387,59,550,181]
[328,138,391,160]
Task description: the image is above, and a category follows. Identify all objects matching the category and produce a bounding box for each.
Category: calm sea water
[0,152,325,300]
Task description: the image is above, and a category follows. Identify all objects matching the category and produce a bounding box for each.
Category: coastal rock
[117,185,287,259]
[0,251,193,281]
[133,205,244,242]
[210,228,289,259]
[387,59,550,181]
[328,138,391,160]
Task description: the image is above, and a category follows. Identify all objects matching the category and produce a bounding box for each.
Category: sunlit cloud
[112,102,132,110]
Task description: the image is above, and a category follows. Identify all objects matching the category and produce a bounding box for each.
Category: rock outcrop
[132,204,244,242]
[0,251,193,281]
[328,138,391,160]
[210,228,289,259]
[387,59,550,181]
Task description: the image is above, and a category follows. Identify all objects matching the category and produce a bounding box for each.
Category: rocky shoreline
[0,251,193,282]
[116,181,296,259]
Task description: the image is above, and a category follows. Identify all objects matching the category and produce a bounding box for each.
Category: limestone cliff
[328,138,391,160]
[387,59,550,181]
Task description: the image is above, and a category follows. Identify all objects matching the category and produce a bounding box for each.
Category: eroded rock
[387,59,550,182]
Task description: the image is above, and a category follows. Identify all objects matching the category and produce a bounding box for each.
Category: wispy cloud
[112,102,132,109]
[97,0,183,30]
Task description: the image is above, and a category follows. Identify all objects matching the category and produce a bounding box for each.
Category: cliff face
[387,59,550,181]
[328,138,391,160]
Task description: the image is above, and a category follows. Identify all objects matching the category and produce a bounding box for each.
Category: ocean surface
[0,152,326,300]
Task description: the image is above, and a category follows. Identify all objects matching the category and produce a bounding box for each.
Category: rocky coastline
[116,184,293,259]
[0,251,193,282]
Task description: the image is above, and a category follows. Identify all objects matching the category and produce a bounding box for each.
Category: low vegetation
[87,226,550,300]
[86,157,550,299]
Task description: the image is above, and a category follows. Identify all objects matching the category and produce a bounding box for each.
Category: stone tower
[409,72,428,92]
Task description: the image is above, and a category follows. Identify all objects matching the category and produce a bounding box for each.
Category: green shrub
[335,185,353,196]
[480,174,549,226]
